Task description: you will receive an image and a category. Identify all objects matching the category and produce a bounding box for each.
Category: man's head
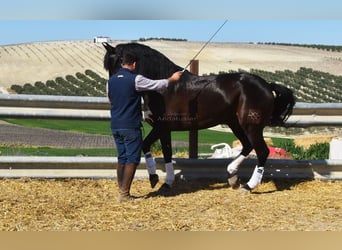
[121,52,137,70]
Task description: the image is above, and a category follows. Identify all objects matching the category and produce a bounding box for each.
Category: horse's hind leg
[226,117,253,189]
[241,125,269,192]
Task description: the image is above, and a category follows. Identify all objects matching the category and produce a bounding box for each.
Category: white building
[94,36,112,43]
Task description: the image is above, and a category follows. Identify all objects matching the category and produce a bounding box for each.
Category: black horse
[103,42,295,193]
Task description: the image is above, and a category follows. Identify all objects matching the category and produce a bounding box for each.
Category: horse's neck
[176,74,212,91]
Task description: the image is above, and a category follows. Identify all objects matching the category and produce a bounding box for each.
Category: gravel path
[0,121,115,148]
[0,121,191,149]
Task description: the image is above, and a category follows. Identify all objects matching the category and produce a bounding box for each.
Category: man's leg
[118,162,138,202]
[116,164,125,190]
[118,128,142,202]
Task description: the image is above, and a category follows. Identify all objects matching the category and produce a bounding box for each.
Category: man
[107,51,182,202]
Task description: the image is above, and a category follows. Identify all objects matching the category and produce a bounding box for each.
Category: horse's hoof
[239,184,252,194]
[157,183,172,194]
[227,174,240,189]
[149,174,159,188]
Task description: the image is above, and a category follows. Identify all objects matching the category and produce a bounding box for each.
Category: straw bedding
[0,178,341,231]
[294,134,338,149]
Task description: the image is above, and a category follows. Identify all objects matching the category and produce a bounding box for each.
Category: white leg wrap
[165,162,175,185]
[246,166,264,189]
[144,152,156,175]
[227,155,245,175]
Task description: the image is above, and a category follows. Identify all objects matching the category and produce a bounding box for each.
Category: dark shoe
[149,174,159,188]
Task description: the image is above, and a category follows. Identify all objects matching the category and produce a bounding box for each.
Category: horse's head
[103,42,183,79]
[103,42,122,77]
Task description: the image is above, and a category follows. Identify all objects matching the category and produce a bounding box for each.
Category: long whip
[182,20,228,72]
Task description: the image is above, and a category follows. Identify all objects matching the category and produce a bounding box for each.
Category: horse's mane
[104,43,183,80]
[103,51,112,72]
[103,42,209,93]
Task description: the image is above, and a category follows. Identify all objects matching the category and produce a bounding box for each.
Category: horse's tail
[269,82,296,126]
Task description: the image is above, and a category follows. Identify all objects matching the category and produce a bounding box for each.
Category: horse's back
[216,73,274,126]
[159,72,274,129]
[215,72,272,102]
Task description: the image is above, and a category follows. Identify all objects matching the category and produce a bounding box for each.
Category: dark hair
[121,51,137,65]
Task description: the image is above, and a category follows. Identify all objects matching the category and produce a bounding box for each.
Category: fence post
[189,60,199,159]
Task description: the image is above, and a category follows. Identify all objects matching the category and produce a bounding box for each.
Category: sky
[1,1,342,46]
[1,20,342,46]
[1,0,342,19]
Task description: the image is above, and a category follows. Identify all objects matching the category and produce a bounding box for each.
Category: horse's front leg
[142,126,160,188]
[158,127,174,192]
[142,125,174,192]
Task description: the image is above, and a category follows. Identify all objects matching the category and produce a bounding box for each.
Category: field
[1,39,342,90]
[1,40,342,110]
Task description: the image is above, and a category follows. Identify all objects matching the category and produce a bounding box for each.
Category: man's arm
[135,71,182,92]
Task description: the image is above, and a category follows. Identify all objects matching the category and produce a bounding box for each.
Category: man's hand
[168,71,183,83]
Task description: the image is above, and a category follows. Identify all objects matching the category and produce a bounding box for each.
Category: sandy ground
[1,40,342,89]
[0,178,341,231]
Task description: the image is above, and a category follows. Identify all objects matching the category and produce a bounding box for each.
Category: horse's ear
[102,42,115,53]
